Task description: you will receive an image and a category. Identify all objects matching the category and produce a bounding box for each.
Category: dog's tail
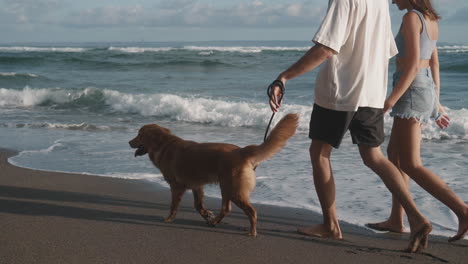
[241,113,299,167]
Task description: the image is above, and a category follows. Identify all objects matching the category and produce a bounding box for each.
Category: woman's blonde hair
[410,0,441,20]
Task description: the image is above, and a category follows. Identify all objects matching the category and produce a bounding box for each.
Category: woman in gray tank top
[366,0,468,243]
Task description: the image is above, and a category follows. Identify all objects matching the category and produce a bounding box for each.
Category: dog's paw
[207,217,220,227]
[164,217,174,223]
[207,219,217,227]
[202,210,216,225]
[206,211,215,221]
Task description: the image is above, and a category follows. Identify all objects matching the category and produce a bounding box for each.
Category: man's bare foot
[366,220,406,233]
[248,230,257,237]
[449,210,468,242]
[405,222,432,253]
[297,224,342,240]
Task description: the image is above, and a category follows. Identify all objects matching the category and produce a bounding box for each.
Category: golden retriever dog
[129,113,298,236]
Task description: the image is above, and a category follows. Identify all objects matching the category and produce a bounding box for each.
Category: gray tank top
[395,10,437,60]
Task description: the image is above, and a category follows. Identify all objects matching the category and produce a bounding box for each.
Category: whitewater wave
[0,72,39,78]
[1,44,467,54]
[0,86,76,107]
[108,46,310,54]
[182,46,310,53]
[0,122,125,132]
[103,89,311,130]
[110,45,467,54]
[0,87,466,139]
[20,140,65,154]
[438,45,468,53]
[0,47,88,53]
[108,47,174,53]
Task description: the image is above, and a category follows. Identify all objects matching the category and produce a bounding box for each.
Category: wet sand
[0,148,466,264]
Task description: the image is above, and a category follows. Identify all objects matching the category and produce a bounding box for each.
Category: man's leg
[297,139,342,239]
[359,145,432,252]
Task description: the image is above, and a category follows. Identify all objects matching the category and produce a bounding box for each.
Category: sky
[1,0,467,44]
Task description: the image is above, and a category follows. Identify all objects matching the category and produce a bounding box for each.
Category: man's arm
[269,44,335,112]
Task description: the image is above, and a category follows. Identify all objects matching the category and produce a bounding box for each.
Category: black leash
[264,80,285,142]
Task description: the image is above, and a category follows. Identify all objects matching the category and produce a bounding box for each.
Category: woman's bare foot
[297,224,342,240]
[405,222,432,253]
[366,220,406,233]
[449,209,468,242]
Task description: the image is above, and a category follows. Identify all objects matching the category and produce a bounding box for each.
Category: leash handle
[264,80,285,142]
[266,79,285,99]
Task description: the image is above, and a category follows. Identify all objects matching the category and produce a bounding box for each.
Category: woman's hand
[436,114,450,129]
[383,97,396,113]
[435,104,450,129]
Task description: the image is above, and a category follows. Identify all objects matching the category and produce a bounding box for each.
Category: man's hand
[268,84,283,112]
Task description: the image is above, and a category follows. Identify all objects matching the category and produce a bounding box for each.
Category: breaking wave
[0,87,466,139]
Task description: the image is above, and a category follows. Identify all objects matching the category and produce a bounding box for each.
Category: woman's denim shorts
[390,68,439,123]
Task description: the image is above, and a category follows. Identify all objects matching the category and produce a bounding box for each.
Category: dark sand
[0,148,466,263]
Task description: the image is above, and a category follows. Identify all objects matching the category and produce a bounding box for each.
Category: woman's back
[395,9,438,69]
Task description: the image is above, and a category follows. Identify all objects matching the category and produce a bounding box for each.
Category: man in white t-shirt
[268,0,431,252]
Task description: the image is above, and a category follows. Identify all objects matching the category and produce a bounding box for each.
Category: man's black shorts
[309,104,384,149]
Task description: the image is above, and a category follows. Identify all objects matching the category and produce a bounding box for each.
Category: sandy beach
[0,147,466,264]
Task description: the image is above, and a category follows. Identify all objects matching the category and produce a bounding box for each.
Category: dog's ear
[139,125,171,147]
[161,127,171,135]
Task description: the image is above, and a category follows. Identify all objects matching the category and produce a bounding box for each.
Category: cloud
[0,0,65,24]
[3,0,468,29]
[66,5,146,27]
[440,7,468,23]
[60,1,326,28]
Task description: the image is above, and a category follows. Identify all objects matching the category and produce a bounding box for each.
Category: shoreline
[1,147,467,263]
[6,145,463,240]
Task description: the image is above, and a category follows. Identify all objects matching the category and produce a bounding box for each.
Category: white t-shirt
[313,0,398,111]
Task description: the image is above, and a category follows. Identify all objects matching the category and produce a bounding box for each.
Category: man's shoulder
[333,0,385,8]
[342,0,387,5]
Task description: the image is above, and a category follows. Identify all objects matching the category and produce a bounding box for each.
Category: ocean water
[0,41,466,238]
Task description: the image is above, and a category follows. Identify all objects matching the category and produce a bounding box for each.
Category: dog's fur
[129,113,298,236]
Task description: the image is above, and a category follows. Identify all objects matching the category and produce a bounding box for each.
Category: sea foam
[108,47,174,53]
[0,87,72,107]
[0,47,87,52]
[0,87,466,139]
[438,45,468,53]
[1,45,467,54]
[107,46,310,53]
[0,72,39,78]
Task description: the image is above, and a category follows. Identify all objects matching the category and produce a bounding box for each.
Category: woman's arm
[384,12,421,112]
[429,47,440,98]
[430,46,450,128]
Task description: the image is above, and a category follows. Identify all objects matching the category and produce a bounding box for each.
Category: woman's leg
[395,118,468,242]
[358,144,431,252]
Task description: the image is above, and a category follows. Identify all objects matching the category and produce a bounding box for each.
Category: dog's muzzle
[134,145,147,157]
